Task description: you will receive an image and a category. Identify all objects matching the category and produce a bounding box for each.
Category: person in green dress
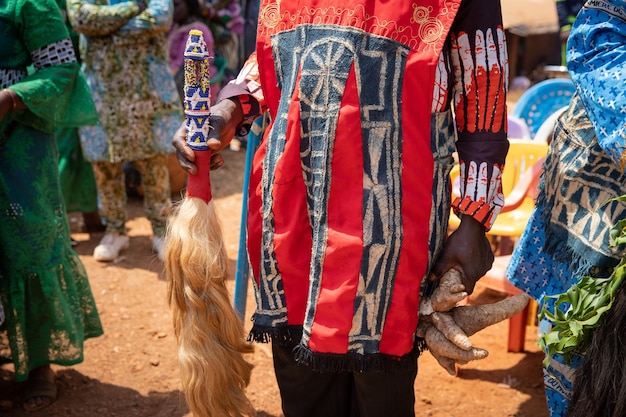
[55,0,105,239]
[0,0,104,411]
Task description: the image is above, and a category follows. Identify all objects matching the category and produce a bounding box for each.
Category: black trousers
[272,341,418,417]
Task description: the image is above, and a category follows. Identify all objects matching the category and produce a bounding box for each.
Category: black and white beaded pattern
[31,38,76,70]
[0,69,27,90]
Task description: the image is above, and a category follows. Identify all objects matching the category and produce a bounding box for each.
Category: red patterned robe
[219,0,508,370]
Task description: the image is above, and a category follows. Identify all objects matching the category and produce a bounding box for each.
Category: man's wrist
[458,214,487,234]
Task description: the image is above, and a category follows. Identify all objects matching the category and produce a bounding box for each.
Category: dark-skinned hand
[429,214,494,294]
[172,97,243,175]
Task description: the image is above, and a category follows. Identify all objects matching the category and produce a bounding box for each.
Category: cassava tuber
[419,268,468,316]
[450,292,531,336]
[429,349,465,376]
[431,311,472,351]
[425,324,489,362]
[419,268,530,374]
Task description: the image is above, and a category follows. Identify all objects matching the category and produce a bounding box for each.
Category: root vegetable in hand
[423,294,530,374]
[429,349,465,376]
[419,268,468,316]
[430,292,532,350]
[431,311,472,351]
[425,324,489,362]
[450,292,531,337]
[419,269,530,374]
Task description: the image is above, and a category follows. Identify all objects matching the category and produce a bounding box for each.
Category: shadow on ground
[0,368,191,417]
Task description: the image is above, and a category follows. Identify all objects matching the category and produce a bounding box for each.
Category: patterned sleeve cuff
[237,94,263,136]
[451,196,502,230]
[216,92,263,137]
[216,52,267,137]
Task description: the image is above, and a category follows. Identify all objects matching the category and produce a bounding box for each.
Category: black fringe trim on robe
[248,324,428,373]
[247,324,304,345]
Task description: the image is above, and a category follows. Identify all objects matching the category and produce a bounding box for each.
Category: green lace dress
[56,0,100,214]
[0,0,104,381]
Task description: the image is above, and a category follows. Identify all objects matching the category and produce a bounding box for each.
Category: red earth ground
[0,145,549,417]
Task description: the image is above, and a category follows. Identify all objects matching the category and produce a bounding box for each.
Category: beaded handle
[183,29,213,203]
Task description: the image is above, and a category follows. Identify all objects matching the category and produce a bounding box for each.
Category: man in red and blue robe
[174,0,509,414]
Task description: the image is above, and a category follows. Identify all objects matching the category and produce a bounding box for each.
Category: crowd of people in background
[63,0,245,264]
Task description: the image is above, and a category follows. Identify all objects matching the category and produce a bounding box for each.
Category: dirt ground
[0,147,549,417]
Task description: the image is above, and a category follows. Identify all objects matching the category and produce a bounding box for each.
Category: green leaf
[568,320,583,336]
[606,195,626,204]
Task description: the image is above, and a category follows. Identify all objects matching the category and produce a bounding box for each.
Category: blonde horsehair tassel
[165,29,254,417]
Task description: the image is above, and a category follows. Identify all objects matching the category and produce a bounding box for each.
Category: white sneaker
[152,236,165,261]
[93,232,130,262]
[229,138,241,151]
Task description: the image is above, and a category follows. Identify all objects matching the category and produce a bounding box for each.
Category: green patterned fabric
[0,0,99,137]
[57,126,100,213]
[55,0,100,214]
[0,0,103,381]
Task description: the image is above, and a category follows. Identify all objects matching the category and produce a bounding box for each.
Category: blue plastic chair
[510,78,575,139]
[533,105,568,143]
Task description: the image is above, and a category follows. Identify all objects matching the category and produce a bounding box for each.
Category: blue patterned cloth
[507,210,580,417]
[508,96,626,416]
[567,0,626,172]
[507,2,626,415]
[507,210,571,303]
